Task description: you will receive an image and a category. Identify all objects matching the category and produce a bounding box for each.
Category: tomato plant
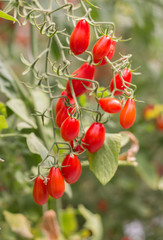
[70,19,90,55]
[120,98,136,129]
[61,154,82,184]
[33,176,49,205]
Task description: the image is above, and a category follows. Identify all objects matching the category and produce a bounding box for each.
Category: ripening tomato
[94,40,116,65]
[142,104,154,120]
[61,154,82,184]
[66,62,95,98]
[93,36,112,63]
[82,122,105,153]
[55,90,75,115]
[33,176,49,205]
[61,116,80,141]
[120,98,136,129]
[156,115,163,131]
[110,69,132,95]
[99,98,122,113]
[47,167,65,199]
[70,19,90,55]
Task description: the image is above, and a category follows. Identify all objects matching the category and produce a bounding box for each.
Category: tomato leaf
[88,133,121,185]
[7,98,37,129]
[0,102,7,117]
[61,207,78,236]
[0,10,18,22]
[3,211,33,239]
[0,115,8,132]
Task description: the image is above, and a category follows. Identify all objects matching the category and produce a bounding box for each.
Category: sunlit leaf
[0,115,8,132]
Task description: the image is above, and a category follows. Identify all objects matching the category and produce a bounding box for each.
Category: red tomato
[82,122,105,153]
[120,98,136,129]
[99,98,122,113]
[70,19,90,55]
[70,140,84,154]
[94,41,116,65]
[66,62,95,98]
[55,90,75,114]
[156,115,163,131]
[93,36,112,63]
[47,167,65,199]
[97,199,108,212]
[61,154,82,184]
[61,116,80,141]
[33,176,49,205]
[110,69,132,95]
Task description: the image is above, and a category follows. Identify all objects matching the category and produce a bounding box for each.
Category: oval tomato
[61,116,80,141]
[61,154,82,184]
[47,167,65,199]
[33,176,49,205]
[156,115,163,131]
[66,62,95,98]
[120,98,136,129]
[99,98,122,113]
[110,69,132,95]
[56,105,75,128]
[55,90,75,115]
[93,36,112,63]
[82,122,105,153]
[70,140,84,154]
[70,19,90,55]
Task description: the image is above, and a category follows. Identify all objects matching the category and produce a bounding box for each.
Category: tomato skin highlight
[93,36,112,63]
[110,69,132,96]
[33,176,49,205]
[82,122,105,153]
[70,19,90,55]
[94,41,116,65]
[61,154,82,184]
[61,116,80,141]
[66,63,95,98]
[120,98,136,129]
[47,167,65,199]
[99,98,122,114]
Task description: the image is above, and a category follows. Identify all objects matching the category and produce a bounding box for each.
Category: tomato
[70,140,84,154]
[70,19,90,55]
[61,154,82,184]
[156,115,163,131]
[120,98,136,129]
[61,116,80,141]
[93,36,112,63]
[97,199,108,212]
[33,176,49,205]
[82,122,105,153]
[66,62,95,98]
[55,90,75,115]
[94,40,116,65]
[110,69,132,95]
[99,98,122,113]
[47,167,65,199]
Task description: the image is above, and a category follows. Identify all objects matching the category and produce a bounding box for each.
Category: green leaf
[7,98,37,129]
[61,207,78,236]
[89,133,121,185]
[26,133,53,167]
[0,10,18,22]
[137,153,159,190]
[0,102,7,117]
[17,122,33,131]
[3,211,33,239]
[0,60,18,98]
[120,132,130,147]
[79,205,103,240]
[0,115,8,132]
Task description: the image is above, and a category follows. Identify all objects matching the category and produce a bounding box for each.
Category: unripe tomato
[94,41,116,65]
[66,62,95,98]
[156,115,163,131]
[61,116,80,141]
[70,19,90,55]
[142,104,154,120]
[120,98,136,129]
[110,69,132,95]
[99,98,122,113]
[93,36,112,63]
[33,176,49,205]
[47,167,65,199]
[55,90,75,115]
[82,122,105,153]
[61,154,82,184]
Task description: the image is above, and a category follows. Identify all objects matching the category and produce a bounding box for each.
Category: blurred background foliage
[0,0,163,240]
